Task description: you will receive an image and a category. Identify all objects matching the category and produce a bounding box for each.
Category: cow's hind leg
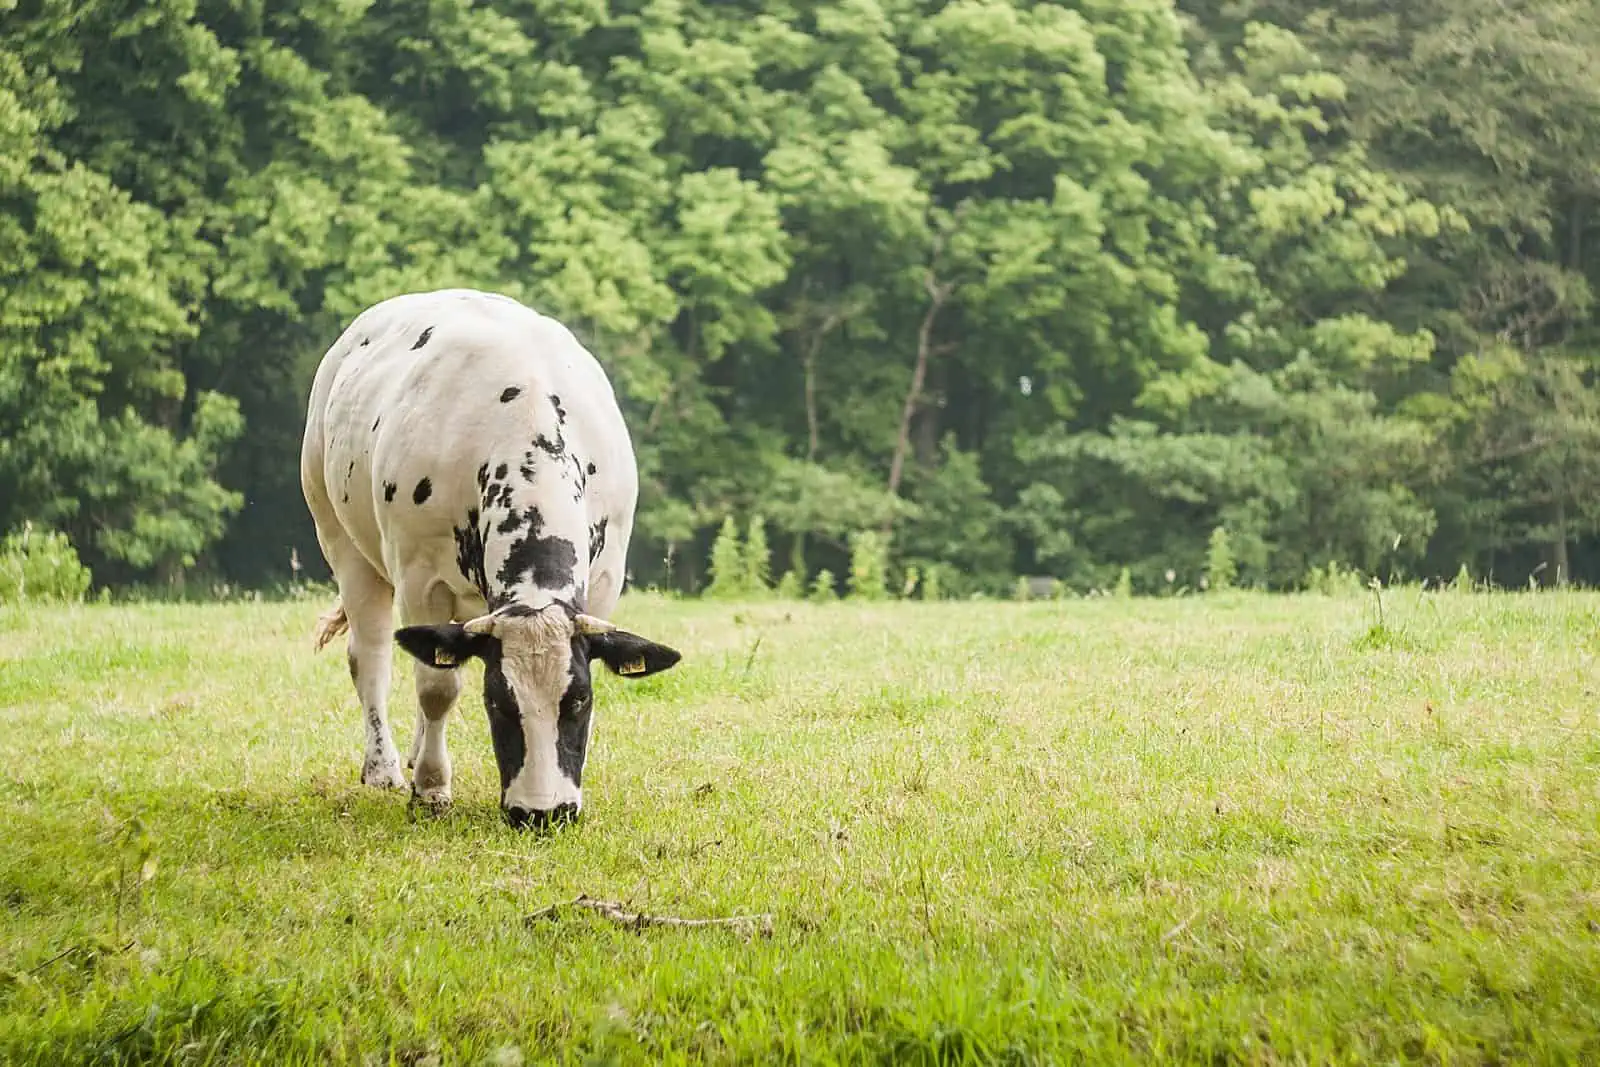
[335,555,405,790]
[401,578,460,811]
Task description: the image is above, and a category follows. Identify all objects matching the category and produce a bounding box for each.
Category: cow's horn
[462,614,496,635]
[574,613,616,635]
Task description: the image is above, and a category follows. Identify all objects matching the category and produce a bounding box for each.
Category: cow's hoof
[361,762,407,790]
[410,785,453,814]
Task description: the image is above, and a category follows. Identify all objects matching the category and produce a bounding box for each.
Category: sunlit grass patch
[2,590,1599,1064]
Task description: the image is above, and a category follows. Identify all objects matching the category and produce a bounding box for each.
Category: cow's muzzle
[505,802,581,831]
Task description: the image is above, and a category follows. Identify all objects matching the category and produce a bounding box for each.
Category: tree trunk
[804,344,820,463]
[797,293,851,463]
[914,360,944,467]
[1551,499,1570,586]
[887,271,954,503]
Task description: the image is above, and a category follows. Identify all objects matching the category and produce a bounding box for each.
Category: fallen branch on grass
[525,894,773,938]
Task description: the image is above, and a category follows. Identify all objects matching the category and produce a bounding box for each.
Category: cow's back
[301,289,638,616]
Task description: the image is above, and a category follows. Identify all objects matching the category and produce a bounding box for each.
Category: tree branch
[525,894,774,938]
[887,244,957,506]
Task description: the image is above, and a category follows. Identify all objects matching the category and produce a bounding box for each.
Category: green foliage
[704,517,746,600]
[899,438,1011,593]
[900,564,920,600]
[1206,527,1238,592]
[774,569,804,600]
[1304,560,1366,597]
[743,514,772,596]
[4,0,1600,593]
[809,569,839,603]
[0,523,91,603]
[847,530,890,601]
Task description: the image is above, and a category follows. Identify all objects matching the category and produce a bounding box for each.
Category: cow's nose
[504,802,580,831]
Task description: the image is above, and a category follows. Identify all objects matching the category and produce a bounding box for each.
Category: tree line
[4,0,1599,598]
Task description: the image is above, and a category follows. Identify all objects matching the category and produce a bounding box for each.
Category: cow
[300,288,682,829]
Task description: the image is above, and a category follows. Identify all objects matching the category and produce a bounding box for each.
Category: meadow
[2,588,1599,1065]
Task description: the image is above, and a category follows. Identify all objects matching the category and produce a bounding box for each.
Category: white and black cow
[300,288,680,828]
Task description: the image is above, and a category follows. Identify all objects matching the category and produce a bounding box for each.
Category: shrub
[847,531,890,600]
[1206,526,1237,592]
[809,569,839,602]
[901,564,920,599]
[705,516,746,599]
[775,569,804,599]
[744,514,772,595]
[0,523,92,603]
[1113,566,1133,599]
[1304,560,1365,596]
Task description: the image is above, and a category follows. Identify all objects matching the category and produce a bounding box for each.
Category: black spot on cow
[495,462,508,481]
[586,462,597,476]
[500,387,521,403]
[531,430,564,460]
[360,337,371,347]
[496,509,525,534]
[588,518,608,563]
[454,508,487,596]
[372,417,381,432]
[346,460,355,479]
[412,326,434,350]
[384,482,397,503]
[341,491,349,503]
[347,651,360,685]
[497,512,578,591]
[555,651,594,786]
[476,463,490,491]
[413,477,433,505]
[486,482,514,511]
[570,455,588,500]
[527,398,571,462]
[480,645,529,796]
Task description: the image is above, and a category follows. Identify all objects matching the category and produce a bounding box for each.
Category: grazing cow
[300,288,681,828]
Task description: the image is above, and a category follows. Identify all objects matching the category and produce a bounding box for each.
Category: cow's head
[393,603,679,828]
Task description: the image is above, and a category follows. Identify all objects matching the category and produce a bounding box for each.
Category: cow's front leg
[339,565,405,790]
[410,665,460,810]
[401,579,461,811]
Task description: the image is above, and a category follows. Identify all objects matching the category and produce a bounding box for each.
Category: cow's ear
[394,624,493,670]
[588,630,681,678]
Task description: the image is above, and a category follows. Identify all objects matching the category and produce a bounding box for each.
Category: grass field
[3,588,1600,1065]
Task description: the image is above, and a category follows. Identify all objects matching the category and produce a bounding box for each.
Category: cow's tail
[312,599,349,652]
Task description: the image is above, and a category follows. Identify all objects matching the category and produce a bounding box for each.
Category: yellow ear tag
[434,649,458,667]
[619,657,647,676]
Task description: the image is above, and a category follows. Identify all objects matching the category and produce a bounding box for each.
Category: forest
[4,0,1600,597]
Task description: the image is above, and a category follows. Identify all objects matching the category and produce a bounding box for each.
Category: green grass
[3,588,1600,1065]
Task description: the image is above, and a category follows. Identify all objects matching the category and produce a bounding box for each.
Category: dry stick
[917,854,939,948]
[26,945,81,975]
[27,938,135,977]
[685,838,725,859]
[526,894,773,937]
